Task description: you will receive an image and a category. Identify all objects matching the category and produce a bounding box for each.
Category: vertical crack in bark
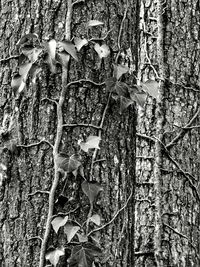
[154,0,166,266]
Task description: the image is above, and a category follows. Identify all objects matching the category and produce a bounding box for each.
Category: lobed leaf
[94,43,110,59]
[57,51,70,69]
[79,136,101,153]
[58,41,78,61]
[89,214,101,226]
[19,62,32,78]
[113,64,129,80]
[68,242,102,267]
[51,215,69,234]
[45,248,65,267]
[81,181,103,204]
[119,96,134,114]
[47,39,57,61]
[74,37,88,51]
[141,79,159,99]
[64,223,80,243]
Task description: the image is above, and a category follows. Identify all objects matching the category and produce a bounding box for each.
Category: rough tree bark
[135,0,200,266]
[0,0,138,266]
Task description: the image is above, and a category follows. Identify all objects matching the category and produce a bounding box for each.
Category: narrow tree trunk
[0,0,138,266]
[135,0,200,266]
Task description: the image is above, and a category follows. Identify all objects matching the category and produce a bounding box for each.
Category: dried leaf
[113,64,129,80]
[58,41,78,61]
[74,37,88,51]
[64,223,80,243]
[79,136,101,153]
[87,20,104,27]
[81,181,103,204]
[51,216,69,234]
[45,248,65,267]
[94,43,110,59]
[89,214,101,226]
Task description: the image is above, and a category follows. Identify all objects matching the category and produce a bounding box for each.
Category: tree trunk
[135,0,200,266]
[0,0,138,266]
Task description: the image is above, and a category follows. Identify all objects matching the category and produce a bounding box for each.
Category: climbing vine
[0,1,159,267]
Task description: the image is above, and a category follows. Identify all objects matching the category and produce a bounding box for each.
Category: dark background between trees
[0,0,200,267]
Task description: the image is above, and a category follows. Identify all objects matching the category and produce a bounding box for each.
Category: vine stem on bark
[38,0,73,266]
[153,0,166,266]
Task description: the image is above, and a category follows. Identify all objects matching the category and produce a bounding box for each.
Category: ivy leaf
[45,248,65,267]
[29,63,42,83]
[57,51,70,69]
[68,242,102,267]
[87,20,104,27]
[77,233,88,243]
[94,43,110,59]
[119,96,134,114]
[47,39,57,61]
[105,77,117,92]
[17,33,38,47]
[134,92,147,108]
[51,215,69,234]
[113,64,129,80]
[81,181,103,204]
[79,136,101,153]
[11,74,26,94]
[19,62,32,78]
[64,223,80,243]
[115,81,130,98]
[74,37,88,51]
[55,153,69,171]
[141,80,159,99]
[21,46,42,63]
[68,154,82,175]
[89,214,101,226]
[58,41,78,61]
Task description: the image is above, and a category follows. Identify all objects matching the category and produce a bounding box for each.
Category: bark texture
[0,0,138,266]
[136,0,200,266]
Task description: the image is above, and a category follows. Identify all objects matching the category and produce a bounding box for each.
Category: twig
[163,223,188,239]
[0,54,19,62]
[28,190,50,197]
[17,139,54,149]
[72,0,85,6]
[115,0,128,63]
[87,187,133,236]
[62,123,102,130]
[136,133,156,143]
[165,153,200,201]
[39,0,74,265]
[166,108,200,149]
[28,236,43,243]
[41,97,58,105]
[66,79,105,88]
[89,92,111,179]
